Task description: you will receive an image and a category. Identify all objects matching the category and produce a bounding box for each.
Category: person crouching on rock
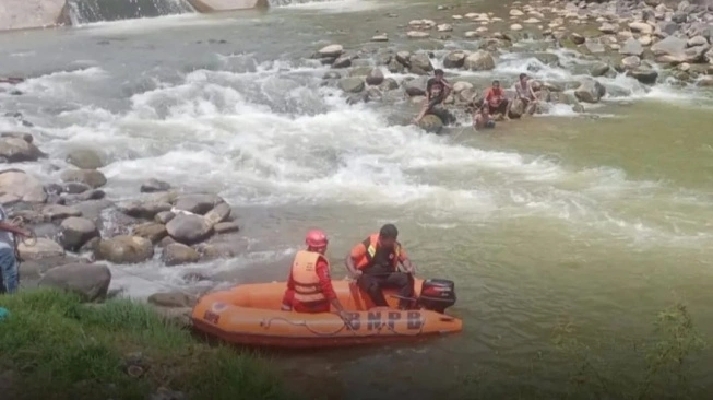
[483,80,510,121]
[514,73,537,115]
[281,230,351,323]
[0,206,31,294]
[412,69,452,125]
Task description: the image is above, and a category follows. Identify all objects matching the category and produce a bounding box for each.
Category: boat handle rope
[259,312,425,337]
[11,215,37,247]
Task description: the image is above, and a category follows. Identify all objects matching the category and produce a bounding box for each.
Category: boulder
[338,77,364,93]
[417,114,444,133]
[365,68,384,86]
[570,33,585,45]
[651,35,688,62]
[0,171,47,203]
[19,256,88,281]
[627,68,659,84]
[162,243,200,267]
[574,79,607,103]
[409,54,433,74]
[95,235,154,264]
[629,21,654,34]
[140,178,170,193]
[318,44,344,58]
[203,203,231,227]
[42,204,82,221]
[173,194,224,214]
[214,221,240,234]
[442,51,466,69]
[118,200,172,219]
[154,211,176,224]
[147,291,197,308]
[17,238,65,261]
[463,50,496,71]
[199,243,241,260]
[0,138,44,163]
[619,56,642,71]
[166,213,214,245]
[60,169,107,188]
[403,77,428,96]
[38,263,111,302]
[0,132,33,143]
[131,222,167,244]
[59,217,99,251]
[620,37,644,57]
[66,149,105,169]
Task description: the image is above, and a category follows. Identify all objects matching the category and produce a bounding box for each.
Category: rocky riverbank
[314,0,713,132]
[0,128,247,319]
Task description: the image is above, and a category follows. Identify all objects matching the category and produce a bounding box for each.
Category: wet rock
[322,71,341,80]
[698,76,713,86]
[71,199,114,223]
[162,243,200,267]
[132,222,167,244]
[155,211,176,224]
[370,34,389,42]
[95,235,154,264]
[32,222,61,240]
[510,24,523,32]
[203,203,231,227]
[42,204,82,221]
[570,33,585,45]
[629,21,654,35]
[620,37,644,57]
[379,78,399,91]
[687,35,708,48]
[463,50,496,71]
[66,149,105,169]
[64,189,106,202]
[598,23,619,34]
[417,114,444,133]
[0,138,44,163]
[214,221,240,234]
[395,50,411,66]
[166,213,214,245]
[409,54,433,74]
[60,169,107,188]
[18,238,65,261]
[59,217,99,250]
[174,194,223,215]
[339,78,365,93]
[574,79,607,103]
[64,182,92,194]
[199,243,241,260]
[140,178,171,193]
[402,77,428,96]
[591,62,610,77]
[118,200,172,219]
[147,292,197,308]
[619,55,642,71]
[19,256,87,281]
[442,51,466,69]
[406,31,430,39]
[318,44,344,58]
[160,236,177,247]
[331,55,352,69]
[652,35,688,62]
[437,23,453,32]
[38,263,111,303]
[387,58,405,73]
[628,67,659,84]
[0,132,33,143]
[365,68,384,85]
[0,171,48,203]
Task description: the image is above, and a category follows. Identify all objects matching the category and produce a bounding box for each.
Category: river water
[1,0,713,398]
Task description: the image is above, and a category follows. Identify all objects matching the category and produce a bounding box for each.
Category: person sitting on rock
[0,206,31,294]
[412,69,452,125]
[514,73,537,115]
[483,80,510,121]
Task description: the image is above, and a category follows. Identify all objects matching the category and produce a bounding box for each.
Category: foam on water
[3,34,713,296]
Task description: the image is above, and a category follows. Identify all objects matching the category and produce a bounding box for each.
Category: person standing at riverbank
[0,206,31,294]
[281,230,350,322]
[345,224,416,309]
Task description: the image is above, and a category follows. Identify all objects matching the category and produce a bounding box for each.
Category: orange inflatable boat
[191,278,463,348]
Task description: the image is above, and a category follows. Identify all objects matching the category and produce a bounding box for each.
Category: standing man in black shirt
[412,69,452,125]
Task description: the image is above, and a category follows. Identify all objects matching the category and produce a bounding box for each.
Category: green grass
[0,289,297,400]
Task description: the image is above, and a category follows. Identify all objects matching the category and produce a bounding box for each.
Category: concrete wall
[187,0,269,12]
[0,0,71,31]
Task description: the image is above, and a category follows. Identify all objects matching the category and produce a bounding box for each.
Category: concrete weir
[0,0,268,32]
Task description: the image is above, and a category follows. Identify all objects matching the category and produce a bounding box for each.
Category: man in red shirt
[281,230,350,323]
[482,80,510,121]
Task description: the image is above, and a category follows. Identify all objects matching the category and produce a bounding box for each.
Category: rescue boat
[190,278,463,349]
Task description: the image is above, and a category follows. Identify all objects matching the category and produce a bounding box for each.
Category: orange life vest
[292,250,330,304]
[355,233,402,271]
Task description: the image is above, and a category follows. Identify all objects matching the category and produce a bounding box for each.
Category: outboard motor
[416,279,456,314]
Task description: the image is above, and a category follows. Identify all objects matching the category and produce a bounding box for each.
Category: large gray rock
[173,194,224,215]
[417,115,444,133]
[574,79,607,103]
[627,68,659,84]
[60,169,107,188]
[140,178,170,193]
[118,200,172,219]
[17,238,65,261]
[66,149,105,169]
[95,235,154,264]
[162,243,200,267]
[365,68,384,86]
[42,204,82,221]
[38,263,111,303]
[165,213,214,245]
[409,53,433,74]
[203,203,231,227]
[0,138,44,163]
[338,78,365,93]
[131,222,167,244]
[620,37,644,57]
[147,291,197,308]
[463,50,496,71]
[651,35,688,62]
[0,171,47,203]
[59,216,98,251]
[442,51,466,69]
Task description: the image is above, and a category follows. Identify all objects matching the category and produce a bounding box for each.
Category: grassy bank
[0,289,296,400]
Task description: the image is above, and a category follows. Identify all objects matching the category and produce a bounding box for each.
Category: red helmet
[305,230,328,249]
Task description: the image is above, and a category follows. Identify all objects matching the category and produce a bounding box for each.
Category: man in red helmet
[281,230,350,322]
